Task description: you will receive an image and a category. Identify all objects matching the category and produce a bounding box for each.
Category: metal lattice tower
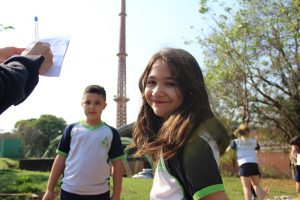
[114,0,129,129]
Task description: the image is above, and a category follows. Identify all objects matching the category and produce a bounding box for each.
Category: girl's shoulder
[185,130,221,165]
[192,118,230,153]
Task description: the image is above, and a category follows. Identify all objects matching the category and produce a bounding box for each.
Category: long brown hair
[133,48,229,160]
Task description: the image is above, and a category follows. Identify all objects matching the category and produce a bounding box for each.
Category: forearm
[290,155,297,164]
[0,55,44,114]
[290,148,298,164]
[111,160,124,199]
[4,55,44,97]
[112,172,123,197]
[46,155,66,191]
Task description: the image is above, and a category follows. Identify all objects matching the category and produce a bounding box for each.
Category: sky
[0,0,211,132]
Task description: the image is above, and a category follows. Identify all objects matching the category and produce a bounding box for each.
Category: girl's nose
[152,85,163,96]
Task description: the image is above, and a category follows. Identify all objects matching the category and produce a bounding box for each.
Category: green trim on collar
[80,120,105,130]
[193,184,225,199]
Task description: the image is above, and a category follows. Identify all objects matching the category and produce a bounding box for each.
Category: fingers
[0,47,26,62]
[22,41,51,56]
[14,47,26,55]
[22,41,54,75]
[39,46,53,75]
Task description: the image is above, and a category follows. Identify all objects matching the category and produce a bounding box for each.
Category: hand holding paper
[22,41,53,75]
[38,35,70,77]
[32,16,70,77]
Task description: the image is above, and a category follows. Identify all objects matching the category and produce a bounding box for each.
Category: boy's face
[82,93,107,124]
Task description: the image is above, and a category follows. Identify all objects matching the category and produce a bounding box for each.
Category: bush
[220,150,237,176]
[0,158,19,169]
[260,166,290,179]
[0,169,49,193]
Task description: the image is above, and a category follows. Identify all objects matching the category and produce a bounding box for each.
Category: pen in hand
[34,16,39,42]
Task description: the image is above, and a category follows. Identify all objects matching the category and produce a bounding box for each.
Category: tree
[14,119,43,157]
[197,0,300,140]
[35,114,66,146]
[14,115,67,157]
[42,134,62,158]
[0,24,13,32]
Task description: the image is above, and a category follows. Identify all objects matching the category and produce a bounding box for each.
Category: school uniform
[150,131,225,200]
[57,121,124,199]
[230,138,260,176]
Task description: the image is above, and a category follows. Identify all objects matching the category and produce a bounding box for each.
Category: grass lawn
[0,158,298,199]
[0,169,49,194]
[223,176,298,199]
[0,168,298,200]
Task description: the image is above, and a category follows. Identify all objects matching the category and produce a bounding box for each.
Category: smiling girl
[133,48,230,200]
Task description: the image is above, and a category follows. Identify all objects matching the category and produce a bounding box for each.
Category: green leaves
[0,24,14,32]
[198,0,300,139]
[13,115,67,158]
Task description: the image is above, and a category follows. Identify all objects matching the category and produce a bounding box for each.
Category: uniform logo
[101,136,109,149]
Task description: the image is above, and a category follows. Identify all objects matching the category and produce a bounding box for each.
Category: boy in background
[43,85,124,200]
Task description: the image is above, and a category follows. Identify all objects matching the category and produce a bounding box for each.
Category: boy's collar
[80,120,105,130]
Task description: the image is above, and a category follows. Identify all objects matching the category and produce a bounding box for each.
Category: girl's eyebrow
[147,75,175,80]
[146,76,155,79]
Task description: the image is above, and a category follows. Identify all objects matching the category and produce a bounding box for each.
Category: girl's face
[144,59,183,120]
[82,93,107,125]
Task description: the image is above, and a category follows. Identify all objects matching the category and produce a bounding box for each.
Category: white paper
[39,35,70,77]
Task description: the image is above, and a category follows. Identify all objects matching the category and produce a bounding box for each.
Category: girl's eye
[166,81,177,87]
[146,80,156,85]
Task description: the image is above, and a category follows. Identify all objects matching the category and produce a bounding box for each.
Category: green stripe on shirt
[111,155,124,161]
[193,184,225,200]
[56,149,67,156]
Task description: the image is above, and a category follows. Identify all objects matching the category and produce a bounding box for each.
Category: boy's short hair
[83,85,106,101]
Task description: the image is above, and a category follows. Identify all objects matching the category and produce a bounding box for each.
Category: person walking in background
[289,136,300,196]
[42,85,124,200]
[133,48,230,199]
[249,129,260,200]
[226,124,268,200]
[0,42,53,114]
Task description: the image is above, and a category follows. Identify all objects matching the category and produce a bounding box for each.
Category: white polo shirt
[57,121,124,195]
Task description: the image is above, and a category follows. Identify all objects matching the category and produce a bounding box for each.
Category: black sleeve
[57,123,77,154]
[0,55,44,114]
[230,140,237,149]
[166,136,224,199]
[108,126,124,160]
